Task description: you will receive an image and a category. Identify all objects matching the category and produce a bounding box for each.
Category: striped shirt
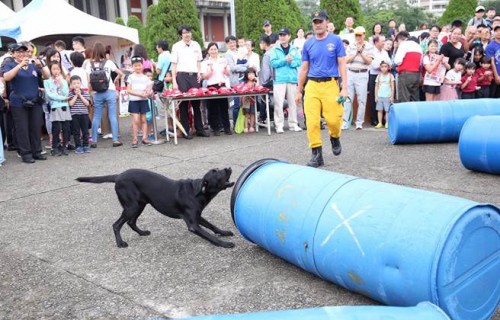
[69,90,90,115]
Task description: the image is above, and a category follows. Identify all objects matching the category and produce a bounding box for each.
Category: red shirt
[461,74,478,93]
[476,67,493,86]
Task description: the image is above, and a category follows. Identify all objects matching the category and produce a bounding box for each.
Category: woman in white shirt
[292,28,306,54]
[201,42,231,136]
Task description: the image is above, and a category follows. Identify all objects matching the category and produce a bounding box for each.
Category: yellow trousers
[304,79,343,148]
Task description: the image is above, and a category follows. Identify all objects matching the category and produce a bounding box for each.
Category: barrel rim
[230,158,284,224]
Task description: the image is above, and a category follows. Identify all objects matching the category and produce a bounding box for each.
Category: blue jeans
[92,90,119,143]
[0,127,4,164]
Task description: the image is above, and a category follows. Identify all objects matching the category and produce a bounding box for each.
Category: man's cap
[9,43,28,52]
[279,28,290,35]
[354,26,366,35]
[475,5,485,12]
[311,10,328,22]
[262,20,271,26]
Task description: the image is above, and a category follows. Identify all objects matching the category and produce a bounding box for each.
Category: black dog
[76,168,235,248]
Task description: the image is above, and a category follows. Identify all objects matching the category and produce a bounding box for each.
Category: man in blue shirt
[485,25,500,98]
[296,10,348,168]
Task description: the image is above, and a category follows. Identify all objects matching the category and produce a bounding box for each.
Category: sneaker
[75,147,84,154]
[276,127,284,134]
[51,149,62,156]
[90,143,97,148]
[356,126,363,131]
[40,150,47,155]
[341,124,348,130]
[45,145,52,150]
[289,125,303,132]
[102,133,113,139]
[112,141,123,147]
[147,134,155,141]
[385,123,388,129]
[375,123,383,129]
[83,146,91,153]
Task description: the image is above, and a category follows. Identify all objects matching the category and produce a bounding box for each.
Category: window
[22,0,32,6]
[73,0,84,11]
[98,0,107,20]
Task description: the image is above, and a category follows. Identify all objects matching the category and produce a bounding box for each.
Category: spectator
[156,40,171,81]
[327,22,335,34]
[398,23,407,33]
[246,40,260,74]
[368,35,390,126]
[72,36,86,56]
[224,35,248,125]
[394,31,423,102]
[262,20,279,44]
[476,56,494,98]
[421,25,442,54]
[200,42,231,136]
[270,28,302,133]
[86,42,124,147]
[340,17,355,35]
[468,6,487,27]
[132,44,153,71]
[440,27,466,69]
[485,25,500,97]
[369,23,383,44]
[460,61,479,99]
[374,61,394,129]
[471,45,485,68]
[257,35,274,124]
[171,25,208,139]
[0,44,18,152]
[55,40,74,72]
[439,58,465,100]
[343,26,373,130]
[441,20,463,44]
[387,19,397,41]
[485,8,496,28]
[292,28,307,52]
[422,40,449,101]
[2,43,46,163]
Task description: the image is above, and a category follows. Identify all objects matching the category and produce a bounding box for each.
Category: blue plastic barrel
[181,302,450,320]
[230,159,500,320]
[388,98,500,144]
[459,115,500,175]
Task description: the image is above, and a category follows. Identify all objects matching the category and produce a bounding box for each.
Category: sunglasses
[131,57,142,62]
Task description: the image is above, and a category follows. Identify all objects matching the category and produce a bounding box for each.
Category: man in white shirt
[171,25,208,139]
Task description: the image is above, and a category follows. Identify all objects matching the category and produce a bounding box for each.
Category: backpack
[89,60,109,92]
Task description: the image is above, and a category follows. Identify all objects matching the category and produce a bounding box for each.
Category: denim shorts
[376,97,391,111]
[128,100,150,114]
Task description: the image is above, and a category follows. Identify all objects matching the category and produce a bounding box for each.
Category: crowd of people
[0,5,499,167]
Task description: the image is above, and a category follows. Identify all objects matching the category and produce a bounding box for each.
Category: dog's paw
[139,230,151,236]
[117,241,129,248]
[218,230,234,237]
[220,241,235,248]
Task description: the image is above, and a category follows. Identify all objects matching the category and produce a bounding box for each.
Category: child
[143,68,156,141]
[476,56,494,98]
[374,61,394,129]
[440,58,465,101]
[127,56,153,147]
[43,62,72,156]
[422,40,449,101]
[460,61,480,99]
[68,75,91,154]
[241,67,258,133]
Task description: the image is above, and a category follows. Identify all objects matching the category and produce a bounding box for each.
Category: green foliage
[482,0,500,12]
[144,0,203,61]
[127,15,147,46]
[235,0,305,44]
[439,0,477,26]
[297,0,320,26]
[115,17,125,26]
[320,0,364,33]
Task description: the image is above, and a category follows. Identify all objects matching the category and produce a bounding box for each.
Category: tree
[236,0,304,44]
[439,0,477,26]
[144,0,203,61]
[115,17,125,26]
[127,15,147,47]
[481,0,500,12]
[320,0,364,33]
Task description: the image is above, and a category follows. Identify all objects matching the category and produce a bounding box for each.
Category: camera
[23,100,34,108]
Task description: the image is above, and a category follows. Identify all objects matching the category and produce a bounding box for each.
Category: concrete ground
[0,116,498,320]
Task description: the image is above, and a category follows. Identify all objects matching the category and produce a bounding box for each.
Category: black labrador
[76,168,235,248]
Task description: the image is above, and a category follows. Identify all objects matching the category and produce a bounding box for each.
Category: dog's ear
[194,179,208,195]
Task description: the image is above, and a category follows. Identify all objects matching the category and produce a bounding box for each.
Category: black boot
[330,137,342,156]
[307,146,324,168]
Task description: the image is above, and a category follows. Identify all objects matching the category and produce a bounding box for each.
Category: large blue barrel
[388,99,500,144]
[230,159,500,320]
[181,302,450,320]
[459,115,500,175]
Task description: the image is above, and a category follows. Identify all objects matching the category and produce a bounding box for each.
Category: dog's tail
[76,175,119,184]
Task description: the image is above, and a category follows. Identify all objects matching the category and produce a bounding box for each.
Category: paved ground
[0,116,499,320]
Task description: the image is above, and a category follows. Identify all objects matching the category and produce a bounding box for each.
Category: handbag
[234,107,245,134]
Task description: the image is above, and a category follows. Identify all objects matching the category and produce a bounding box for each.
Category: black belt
[177,72,198,76]
[348,69,368,73]
[307,77,337,82]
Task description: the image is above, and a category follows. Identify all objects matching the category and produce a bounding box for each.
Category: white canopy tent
[0,0,138,44]
[0,2,20,39]
[0,2,15,20]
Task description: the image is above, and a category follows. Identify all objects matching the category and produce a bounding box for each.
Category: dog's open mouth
[224,168,235,188]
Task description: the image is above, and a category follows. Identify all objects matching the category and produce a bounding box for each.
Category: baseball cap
[354,26,366,35]
[475,5,485,12]
[262,20,271,27]
[10,43,28,52]
[279,28,290,35]
[311,10,328,22]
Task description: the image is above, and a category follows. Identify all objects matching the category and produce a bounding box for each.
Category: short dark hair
[455,58,466,66]
[451,20,463,28]
[54,40,66,49]
[342,39,350,45]
[143,68,153,74]
[70,51,85,67]
[429,25,441,32]
[177,25,191,36]
[156,40,168,51]
[396,31,410,41]
[225,35,237,43]
[259,35,271,46]
[70,75,82,83]
[465,61,476,69]
[481,56,492,64]
[72,36,85,46]
[206,42,219,51]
